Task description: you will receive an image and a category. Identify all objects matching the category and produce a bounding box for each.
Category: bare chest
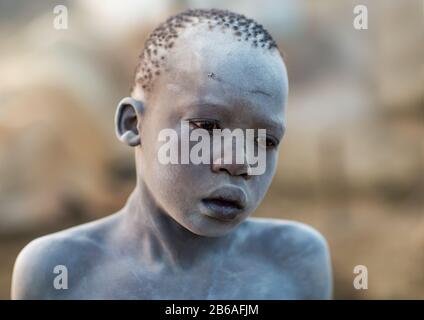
[62,254,299,299]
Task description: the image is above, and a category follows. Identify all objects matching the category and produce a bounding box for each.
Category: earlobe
[115,97,144,147]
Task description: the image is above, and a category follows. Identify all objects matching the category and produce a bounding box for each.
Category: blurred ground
[0,0,423,299]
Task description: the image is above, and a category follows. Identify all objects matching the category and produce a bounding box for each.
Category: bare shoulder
[238,217,333,299]
[11,214,120,299]
[239,217,329,254]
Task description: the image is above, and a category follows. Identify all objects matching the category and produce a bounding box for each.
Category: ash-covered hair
[131,8,281,97]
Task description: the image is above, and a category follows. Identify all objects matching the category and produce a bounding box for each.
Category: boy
[12,9,332,299]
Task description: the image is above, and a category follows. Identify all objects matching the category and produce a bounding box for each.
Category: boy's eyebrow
[257,120,285,138]
[248,88,273,97]
[206,74,273,98]
[181,101,232,115]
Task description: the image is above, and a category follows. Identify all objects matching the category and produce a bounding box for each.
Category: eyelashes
[256,135,278,148]
[187,118,279,149]
[188,119,220,132]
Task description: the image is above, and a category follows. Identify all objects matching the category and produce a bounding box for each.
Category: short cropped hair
[131,8,281,96]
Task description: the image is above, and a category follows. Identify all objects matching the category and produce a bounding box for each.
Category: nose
[210,132,253,179]
[211,153,252,180]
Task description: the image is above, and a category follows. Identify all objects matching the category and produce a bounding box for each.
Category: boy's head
[115,9,289,237]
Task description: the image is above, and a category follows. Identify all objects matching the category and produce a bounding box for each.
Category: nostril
[219,167,231,174]
[211,158,251,178]
[240,172,251,180]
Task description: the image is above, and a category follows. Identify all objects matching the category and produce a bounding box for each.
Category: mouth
[201,186,247,222]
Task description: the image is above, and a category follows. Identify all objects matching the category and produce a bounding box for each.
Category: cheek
[147,161,211,213]
[162,163,205,188]
[266,152,278,179]
[248,155,277,203]
[149,123,213,189]
[249,175,271,206]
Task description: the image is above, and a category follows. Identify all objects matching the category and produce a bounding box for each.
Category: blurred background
[0,0,422,299]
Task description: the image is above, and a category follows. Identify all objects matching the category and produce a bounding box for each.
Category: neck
[120,181,231,269]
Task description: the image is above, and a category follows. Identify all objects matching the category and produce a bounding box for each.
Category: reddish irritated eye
[190,120,220,132]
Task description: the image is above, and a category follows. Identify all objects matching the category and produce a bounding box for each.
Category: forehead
[150,26,288,128]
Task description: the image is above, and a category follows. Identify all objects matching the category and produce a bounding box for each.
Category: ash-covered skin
[135,21,287,237]
[11,9,332,299]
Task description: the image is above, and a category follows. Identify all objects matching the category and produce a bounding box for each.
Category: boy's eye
[256,136,278,148]
[189,119,220,132]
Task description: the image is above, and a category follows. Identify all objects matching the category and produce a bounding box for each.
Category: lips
[201,186,247,221]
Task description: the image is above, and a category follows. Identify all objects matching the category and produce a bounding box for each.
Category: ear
[114,97,145,147]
